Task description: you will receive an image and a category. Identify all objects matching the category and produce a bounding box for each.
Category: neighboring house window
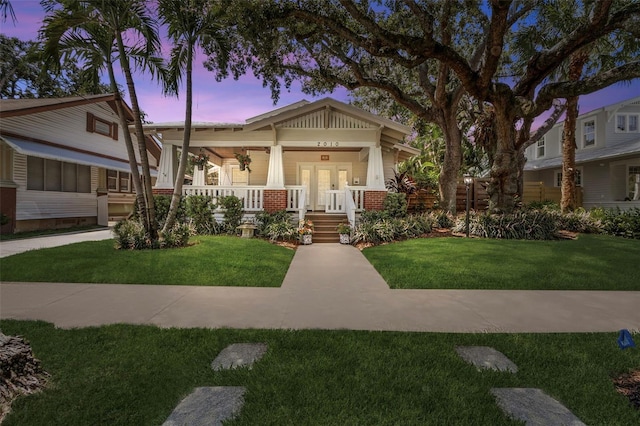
[86,112,118,140]
[0,143,13,182]
[27,156,91,193]
[107,169,132,192]
[555,169,582,187]
[536,137,545,158]
[629,166,640,200]
[582,120,595,147]
[616,114,639,133]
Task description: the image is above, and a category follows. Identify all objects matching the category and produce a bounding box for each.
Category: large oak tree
[224,0,640,212]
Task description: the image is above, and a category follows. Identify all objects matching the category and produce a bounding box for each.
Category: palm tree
[41,0,163,239]
[158,0,229,232]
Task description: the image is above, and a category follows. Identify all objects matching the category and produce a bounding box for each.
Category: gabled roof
[0,94,134,121]
[243,97,412,135]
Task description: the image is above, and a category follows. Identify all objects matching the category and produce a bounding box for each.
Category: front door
[299,164,337,211]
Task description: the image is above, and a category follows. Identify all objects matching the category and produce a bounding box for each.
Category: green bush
[255,210,292,237]
[264,220,298,242]
[352,213,433,245]
[383,192,408,218]
[453,210,558,240]
[113,219,152,250]
[217,195,243,233]
[594,207,640,239]
[433,210,454,228]
[159,223,194,248]
[186,195,221,235]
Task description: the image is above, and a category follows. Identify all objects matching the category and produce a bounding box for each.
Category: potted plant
[298,218,314,244]
[235,152,252,172]
[190,152,209,170]
[336,222,351,244]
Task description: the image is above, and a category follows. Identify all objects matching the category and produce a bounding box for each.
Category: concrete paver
[1,232,640,332]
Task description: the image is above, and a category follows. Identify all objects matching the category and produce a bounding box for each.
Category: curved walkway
[1,233,639,332]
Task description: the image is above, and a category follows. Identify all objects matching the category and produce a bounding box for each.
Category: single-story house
[524,95,640,210]
[0,94,160,233]
[144,98,418,224]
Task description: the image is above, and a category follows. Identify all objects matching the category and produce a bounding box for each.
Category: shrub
[159,223,194,248]
[432,210,454,228]
[113,219,151,250]
[383,192,408,218]
[594,207,640,239]
[264,220,297,242]
[217,195,243,233]
[186,195,221,235]
[255,210,292,237]
[550,209,601,234]
[352,213,433,245]
[453,210,558,240]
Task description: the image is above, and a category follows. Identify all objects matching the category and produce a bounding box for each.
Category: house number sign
[317,141,339,147]
[321,155,330,161]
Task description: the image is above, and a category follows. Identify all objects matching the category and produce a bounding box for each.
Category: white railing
[182,186,264,211]
[286,186,307,221]
[347,186,367,211]
[326,190,346,213]
[345,187,357,226]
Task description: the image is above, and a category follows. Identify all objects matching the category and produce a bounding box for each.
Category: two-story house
[524,96,640,210]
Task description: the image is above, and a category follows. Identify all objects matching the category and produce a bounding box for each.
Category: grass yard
[363,234,640,290]
[1,320,639,425]
[0,236,294,287]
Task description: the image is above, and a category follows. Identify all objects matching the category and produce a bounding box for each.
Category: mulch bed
[613,369,640,410]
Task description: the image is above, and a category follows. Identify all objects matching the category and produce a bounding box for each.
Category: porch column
[266,145,285,189]
[366,146,386,190]
[154,144,177,189]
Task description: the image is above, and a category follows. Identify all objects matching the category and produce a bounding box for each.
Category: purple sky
[2,1,638,127]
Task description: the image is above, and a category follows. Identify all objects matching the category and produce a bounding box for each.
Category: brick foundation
[152,188,174,196]
[263,189,287,213]
[363,190,387,211]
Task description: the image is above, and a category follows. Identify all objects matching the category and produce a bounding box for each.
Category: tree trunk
[561,49,589,213]
[438,113,462,213]
[487,101,520,213]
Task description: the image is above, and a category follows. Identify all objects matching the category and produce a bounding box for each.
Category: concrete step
[305,213,348,243]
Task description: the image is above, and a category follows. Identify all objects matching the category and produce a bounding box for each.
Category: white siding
[16,191,97,220]
[581,162,609,205]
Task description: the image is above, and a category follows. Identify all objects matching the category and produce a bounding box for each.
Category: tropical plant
[297,218,314,235]
[255,210,291,237]
[41,0,163,240]
[385,170,416,194]
[159,0,230,232]
[382,193,408,219]
[336,222,351,235]
[264,220,297,242]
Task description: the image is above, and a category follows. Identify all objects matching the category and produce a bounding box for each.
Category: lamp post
[463,174,473,237]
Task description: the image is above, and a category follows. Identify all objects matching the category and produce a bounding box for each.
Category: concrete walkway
[0,228,113,258]
[1,233,640,332]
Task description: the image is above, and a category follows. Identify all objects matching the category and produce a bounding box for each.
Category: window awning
[1,135,157,176]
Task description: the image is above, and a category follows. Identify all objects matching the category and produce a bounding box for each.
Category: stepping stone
[491,388,586,426]
[163,386,246,426]
[211,343,268,371]
[455,346,518,373]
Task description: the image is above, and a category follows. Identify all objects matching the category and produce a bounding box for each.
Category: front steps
[305,213,349,243]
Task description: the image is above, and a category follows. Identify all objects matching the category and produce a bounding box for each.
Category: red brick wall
[152,188,174,196]
[364,190,387,211]
[263,189,287,213]
[0,186,16,234]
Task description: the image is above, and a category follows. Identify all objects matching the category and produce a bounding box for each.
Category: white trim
[581,118,596,148]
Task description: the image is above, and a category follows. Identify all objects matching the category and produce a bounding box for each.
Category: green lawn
[1,320,639,425]
[363,234,640,290]
[0,236,294,287]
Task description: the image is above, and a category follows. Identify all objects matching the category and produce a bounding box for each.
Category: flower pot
[301,234,312,245]
[339,234,350,244]
[197,165,204,171]
[239,163,246,171]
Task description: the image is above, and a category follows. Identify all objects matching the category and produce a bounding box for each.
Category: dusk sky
[1,1,638,127]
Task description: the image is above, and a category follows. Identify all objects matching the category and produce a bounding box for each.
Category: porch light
[463,174,473,238]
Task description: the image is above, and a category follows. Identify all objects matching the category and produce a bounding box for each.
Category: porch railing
[326,190,346,213]
[286,186,307,221]
[182,186,264,211]
[325,186,367,224]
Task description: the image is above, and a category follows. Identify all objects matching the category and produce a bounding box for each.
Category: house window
[107,169,132,192]
[86,112,118,140]
[555,169,582,187]
[27,156,91,193]
[583,120,595,147]
[0,143,13,182]
[616,114,639,133]
[536,137,545,158]
[629,166,640,200]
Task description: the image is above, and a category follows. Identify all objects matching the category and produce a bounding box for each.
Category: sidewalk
[0,228,113,258]
[2,233,639,332]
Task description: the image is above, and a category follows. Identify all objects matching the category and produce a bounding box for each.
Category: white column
[154,144,176,189]
[265,145,285,189]
[219,163,232,186]
[193,166,206,186]
[366,146,386,190]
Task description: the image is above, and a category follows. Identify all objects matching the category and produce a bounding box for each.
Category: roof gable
[0,94,134,121]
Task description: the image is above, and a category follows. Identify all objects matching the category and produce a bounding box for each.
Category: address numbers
[317,141,339,147]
